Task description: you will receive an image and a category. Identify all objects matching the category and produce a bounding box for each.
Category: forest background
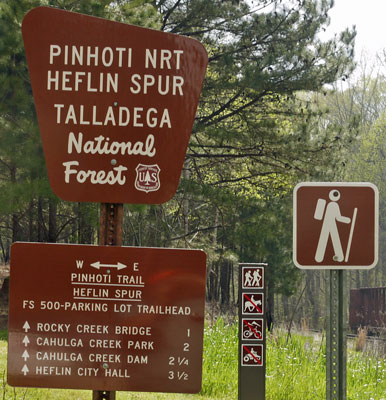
[0,0,384,330]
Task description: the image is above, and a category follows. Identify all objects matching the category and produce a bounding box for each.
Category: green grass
[267,330,326,399]
[1,323,386,399]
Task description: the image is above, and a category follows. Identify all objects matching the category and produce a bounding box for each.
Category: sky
[324,0,386,60]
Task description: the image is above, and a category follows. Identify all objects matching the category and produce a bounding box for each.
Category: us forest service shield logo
[135,164,161,193]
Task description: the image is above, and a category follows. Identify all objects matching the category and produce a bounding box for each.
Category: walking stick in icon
[345,207,357,262]
[314,190,357,263]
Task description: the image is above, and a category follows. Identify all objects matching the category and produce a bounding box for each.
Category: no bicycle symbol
[242,318,263,341]
[242,293,264,315]
[241,344,263,367]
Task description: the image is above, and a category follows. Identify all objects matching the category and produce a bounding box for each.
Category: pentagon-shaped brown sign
[22,7,208,203]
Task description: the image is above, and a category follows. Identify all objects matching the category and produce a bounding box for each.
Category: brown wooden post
[92,203,123,400]
[99,203,124,246]
[93,391,116,400]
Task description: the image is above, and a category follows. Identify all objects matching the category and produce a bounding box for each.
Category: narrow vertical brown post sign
[239,263,266,400]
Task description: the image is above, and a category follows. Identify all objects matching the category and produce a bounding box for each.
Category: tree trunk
[48,198,57,243]
[37,197,45,242]
[28,200,34,242]
[220,259,231,307]
[182,159,190,244]
[266,281,274,331]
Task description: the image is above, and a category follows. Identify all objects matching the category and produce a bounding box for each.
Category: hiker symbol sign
[242,266,264,290]
[293,182,379,269]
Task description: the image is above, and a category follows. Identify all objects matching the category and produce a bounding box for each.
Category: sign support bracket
[92,203,123,400]
[326,270,347,400]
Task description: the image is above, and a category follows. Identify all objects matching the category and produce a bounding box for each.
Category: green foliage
[0,0,359,307]
[201,319,238,397]
[0,0,159,246]
[267,330,326,398]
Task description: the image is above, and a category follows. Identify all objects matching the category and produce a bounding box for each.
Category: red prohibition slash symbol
[242,318,263,340]
[242,293,263,315]
[242,344,263,366]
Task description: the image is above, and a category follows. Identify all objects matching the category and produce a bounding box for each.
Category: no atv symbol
[242,293,264,315]
[241,344,263,367]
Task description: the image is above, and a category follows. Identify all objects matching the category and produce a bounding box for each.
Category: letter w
[76,260,84,269]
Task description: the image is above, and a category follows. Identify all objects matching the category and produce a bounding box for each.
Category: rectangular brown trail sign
[8,243,206,393]
[293,182,379,269]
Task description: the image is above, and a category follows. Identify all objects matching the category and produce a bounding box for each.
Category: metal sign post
[326,270,347,400]
[238,263,266,400]
[293,182,379,400]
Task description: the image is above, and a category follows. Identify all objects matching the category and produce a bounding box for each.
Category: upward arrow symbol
[22,350,30,362]
[22,336,30,347]
[21,365,29,376]
[23,321,30,332]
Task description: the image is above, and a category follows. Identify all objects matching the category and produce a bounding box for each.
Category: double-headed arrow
[91,261,127,270]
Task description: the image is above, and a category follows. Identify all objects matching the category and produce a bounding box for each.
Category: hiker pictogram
[242,266,264,289]
[242,293,264,315]
[241,344,263,367]
[314,189,357,263]
[293,182,379,269]
[242,318,263,340]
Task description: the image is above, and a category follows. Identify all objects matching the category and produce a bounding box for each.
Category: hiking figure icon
[293,182,378,270]
[242,266,264,289]
[314,189,358,263]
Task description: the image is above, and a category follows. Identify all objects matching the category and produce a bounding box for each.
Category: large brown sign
[8,243,206,393]
[293,182,379,269]
[22,7,208,203]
